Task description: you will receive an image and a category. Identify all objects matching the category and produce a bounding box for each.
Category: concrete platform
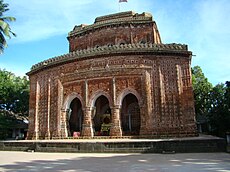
[0,135,226,153]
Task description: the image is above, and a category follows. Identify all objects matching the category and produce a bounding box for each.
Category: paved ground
[0,151,229,172]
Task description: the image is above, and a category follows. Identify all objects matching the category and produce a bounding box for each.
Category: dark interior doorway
[121,93,140,135]
[69,98,83,137]
[93,95,111,136]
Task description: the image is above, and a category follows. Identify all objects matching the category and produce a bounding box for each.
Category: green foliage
[0,0,16,54]
[208,82,230,137]
[192,66,230,137]
[0,69,29,116]
[192,66,213,116]
[0,69,29,139]
[0,0,8,16]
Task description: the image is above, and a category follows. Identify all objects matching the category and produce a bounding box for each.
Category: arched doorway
[93,95,111,136]
[121,93,140,136]
[68,98,83,137]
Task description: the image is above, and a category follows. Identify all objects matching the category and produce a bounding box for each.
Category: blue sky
[0,0,229,85]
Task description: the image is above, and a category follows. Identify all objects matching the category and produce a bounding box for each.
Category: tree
[208,82,230,137]
[192,66,230,137]
[0,69,29,139]
[192,66,213,117]
[0,69,29,116]
[0,0,16,54]
[225,81,230,111]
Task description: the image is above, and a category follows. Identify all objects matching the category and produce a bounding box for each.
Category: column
[110,106,122,137]
[143,71,152,125]
[45,78,51,139]
[33,80,40,140]
[81,107,93,137]
[59,109,69,138]
[82,78,93,137]
[55,79,64,138]
[85,80,88,106]
[139,71,153,135]
[27,78,38,140]
[139,105,148,135]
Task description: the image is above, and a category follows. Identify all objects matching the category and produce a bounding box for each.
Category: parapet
[94,11,152,23]
[68,11,161,51]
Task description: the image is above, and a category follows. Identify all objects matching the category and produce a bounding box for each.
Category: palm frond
[9,30,16,37]
[0,1,16,54]
[0,44,4,54]
[0,30,7,46]
[0,34,5,54]
[0,29,7,54]
[0,20,11,38]
[0,1,9,16]
[0,16,16,22]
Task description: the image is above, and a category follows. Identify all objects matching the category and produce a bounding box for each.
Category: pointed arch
[116,88,142,107]
[120,93,141,136]
[88,90,112,108]
[62,92,84,137]
[62,92,84,111]
[68,97,83,136]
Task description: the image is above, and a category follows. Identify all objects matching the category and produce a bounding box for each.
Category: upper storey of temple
[67,11,162,52]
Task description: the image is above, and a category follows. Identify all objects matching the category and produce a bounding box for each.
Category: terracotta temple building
[27,11,197,139]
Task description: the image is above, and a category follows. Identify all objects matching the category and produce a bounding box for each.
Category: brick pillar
[45,78,51,139]
[59,109,69,138]
[110,106,122,137]
[33,80,40,140]
[140,71,153,136]
[82,107,93,137]
[139,105,148,135]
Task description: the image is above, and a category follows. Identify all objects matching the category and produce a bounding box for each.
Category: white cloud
[6,0,160,44]
[6,0,95,43]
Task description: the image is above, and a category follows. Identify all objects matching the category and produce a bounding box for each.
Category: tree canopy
[0,0,16,54]
[192,66,213,117]
[208,82,230,137]
[0,69,29,139]
[192,66,230,137]
[0,69,29,116]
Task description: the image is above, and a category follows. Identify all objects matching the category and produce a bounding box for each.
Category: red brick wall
[27,53,197,139]
[68,23,157,52]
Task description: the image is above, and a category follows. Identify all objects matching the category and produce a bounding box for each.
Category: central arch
[92,95,111,136]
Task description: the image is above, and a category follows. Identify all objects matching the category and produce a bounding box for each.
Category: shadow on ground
[0,153,229,172]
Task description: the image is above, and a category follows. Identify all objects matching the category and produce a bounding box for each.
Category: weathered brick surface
[27,11,197,139]
[68,11,161,51]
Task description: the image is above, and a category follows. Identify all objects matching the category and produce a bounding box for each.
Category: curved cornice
[68,16,153,38]
[27,43,190,75]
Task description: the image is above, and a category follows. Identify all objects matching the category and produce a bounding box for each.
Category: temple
[26,11,197,139]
